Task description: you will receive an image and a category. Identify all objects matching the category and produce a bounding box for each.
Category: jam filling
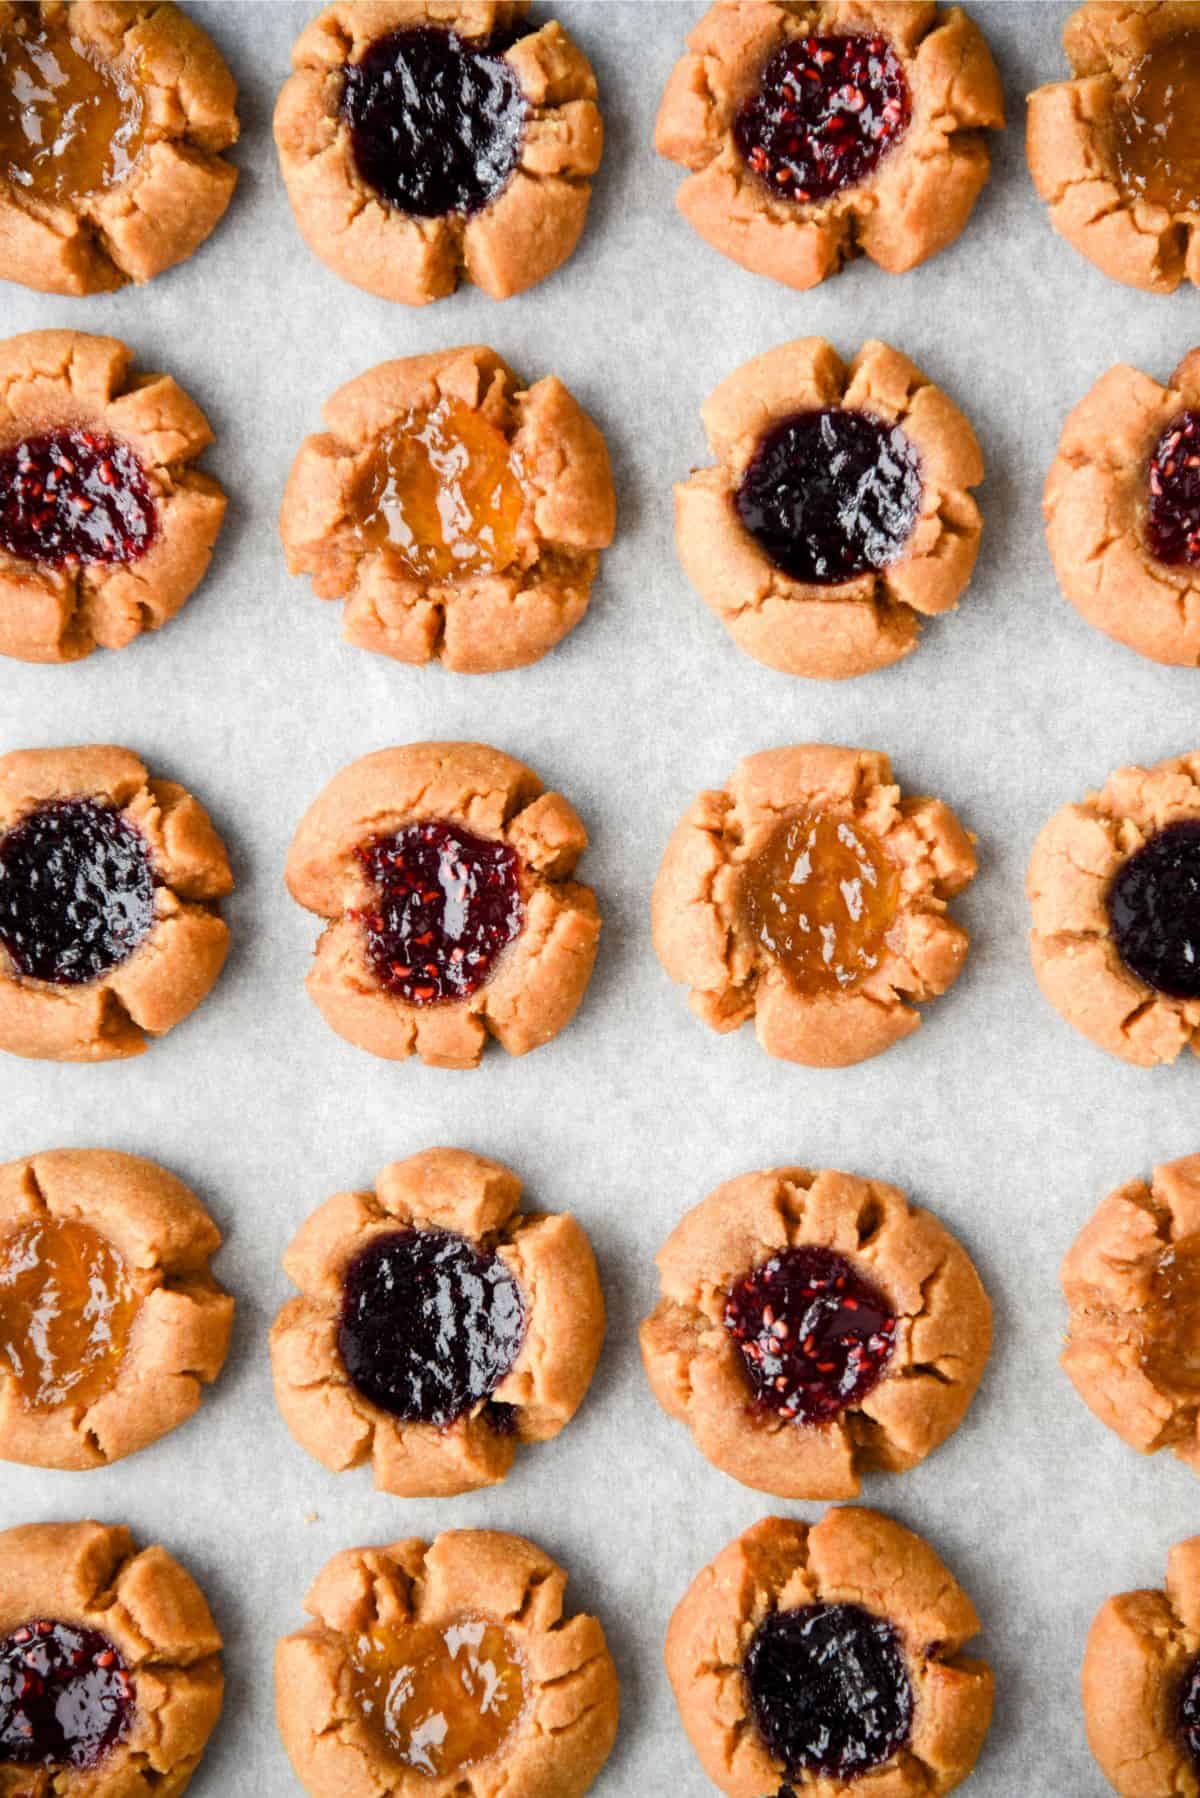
[741,810,900,998]
[0,1216,138,1410]
[1180,1654,1200,1771]
[734,33,910,204]
[0,430,158,568]
[0,799,156,988]
[1139,1236,1200,1393]
[745,1603,913,1781]
[337,1228,526,1429]
[1114,32,1200,214]
[341,25,527,219]
[1146,410,1200,568]
[735,409,922,586]
[0,1620,133,1770]
[0,13,143,202]
[1108,820,1200,1000]
[724,1246,897,1425]
[355,820,523,1006]
[351,1615,525,1775]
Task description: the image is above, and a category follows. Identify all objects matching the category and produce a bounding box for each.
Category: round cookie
[279,345,615,674]
[0,744,233,1063]
[1028,2,1200,295]
[655,1,1003,292]
[286,742,600,1070]
[274,1,602,305]
[275,1529,619,1796]
[0,1,238,296]
[666,1508,993,1796]
[0,1519,222,1792]
[676,337,984,679]
[642,1165,990,1500]
[0,330,226,665]
[1027,750,1200,1067]
[652,744,976,1068]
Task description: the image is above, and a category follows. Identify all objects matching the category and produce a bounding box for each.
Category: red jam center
[0,1620,133,1770]
[1108,820,1200,1001]
[734,33,910,204]
[354,820,523,1005]
[1146,409,1200,568]
[0,429,157,567]
[1180,1655,1200,1770]
[724,1245,897,1425]
[0,799,156,987]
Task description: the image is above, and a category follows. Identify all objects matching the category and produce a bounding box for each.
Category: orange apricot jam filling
[1113,32,1200,213]
[0,1215,138,1410]
[0,13,144,203]
[351,1614,526,1776]
[1140,1236,1200,1393]
[741,810,900,997]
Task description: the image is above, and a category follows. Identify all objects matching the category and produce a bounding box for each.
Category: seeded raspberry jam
[1108,820,1200,1001]
[0,799,156,987]
[1146,410,1200,568]
[1179,1655,1200,1768]
[734,33,911,204]
[745,1603,913,1780]
[724,1246,897,1425]
[0,430,157,567]
[355,820,523,1005]
[0,1620,133,1769]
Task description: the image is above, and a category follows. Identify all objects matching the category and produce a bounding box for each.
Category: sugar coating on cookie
[642,1166,990,1500]
[655,1,1003,292]
[280,346,615,673]
[275,1529,619,1796]
[1028,2,1200,295]
[273,1,602,305]
[676,338,984,679]
[0,1,238,296]
[666,1509,993,1797]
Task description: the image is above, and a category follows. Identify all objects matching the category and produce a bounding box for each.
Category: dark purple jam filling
[0,429,157,567]
[734,33,910,204]
[0,799,155,987]
[745,1603,913,1781]
[735,408,922,585]
[1108,820,1200,1000]
[341,25,527,219]
[1146,409,1200,568]
[337,1227,527,1428]
[355,819,523,1006]
[1179,1654,1200,1769]
[724,1245,897,1425]
[0,1619,133,1770]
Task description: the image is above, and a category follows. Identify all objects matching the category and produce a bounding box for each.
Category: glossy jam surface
[724,1246,897,1425]
[734,33,910,203]
[1140,1236,1200,1393]
[0,799,156,988]
[0,14,143,202]
[355,820,523,1006]
[1114,32,1200,213]
[1108,821,1200,1000]
[338,1228,526,1428]
[0,1216,138,1411]
[1146,410,1200,568]
[341,25,527,218]
[357,398,524,583]
[351,1615,525,1775]
[745,1603,912,1781]
[741,810,899,997]
[0,430,157,569]
[1179,1654,1200,1771]
[0,1620,133,1770]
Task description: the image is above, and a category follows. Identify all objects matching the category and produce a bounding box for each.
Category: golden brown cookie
[676,337,984,679]
[0,330,226,665]
[275,1529,619,1796]
[666,1508,993,1797]
[1028,2,1200,294]
[270,1147,604,1498]
[0,1,238,296]
[279,345,615,674]
[641,1166,990,1500]
[0,1519,222,1792]
[655,1,1003,292]
[652,744,976,1067]
[274,1,602,305]
[0,744,233,1063]
[286,742,599,1070]
[0,1148,232,1471]
[1028,750,1200,1067]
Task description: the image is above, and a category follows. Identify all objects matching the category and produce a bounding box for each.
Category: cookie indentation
[1147,410,1200,569]
[1107,821,1200,1000]
[1114,33,1200,215]
[0,798,156,987]
[0,15,143,202]
[741,811,899,997]
[351,1615,526,1775]
[0,1215,138,1410]
[1180,1654,1200,1772]
[0,429,157,569]
[0,1619,133,1770]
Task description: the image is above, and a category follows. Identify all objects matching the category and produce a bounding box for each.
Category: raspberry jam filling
[1180,1655,1200,1770]
[341,25,527,219]
[0,799,156,987]
[355,820,523,1005]
[745,1603,913,1781]
[351,1615,526,1775]
[0,430,158,567]
[0,1216,138,1410]
[337,1228,527,1429]
[734,33,910,204]
[1114,33,1200,214]
[0,1620,133,1770]
[0,14,143,202]
[1108,820,1200,1000]
[1146,410,1200,568]
[724,1246,897,1425]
